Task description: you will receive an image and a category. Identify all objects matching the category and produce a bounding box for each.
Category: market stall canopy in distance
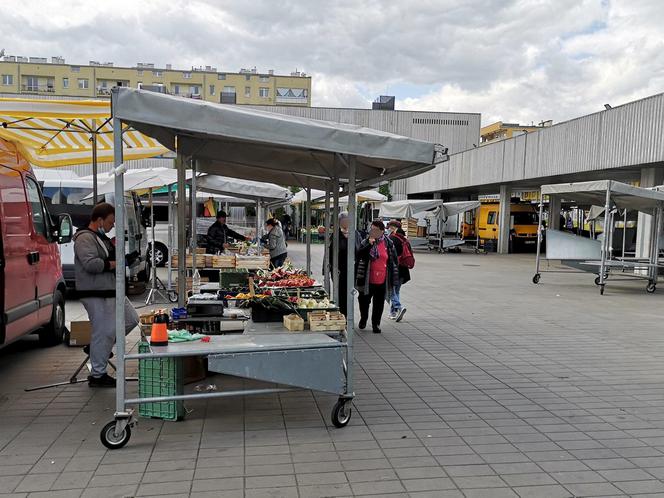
[541,180,664,215]
[291,188,386,205]
[112,88,442,189]
[0,97,168,167]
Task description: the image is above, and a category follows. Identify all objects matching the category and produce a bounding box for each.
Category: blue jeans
[270,252,287,269]
[390,283,402,314]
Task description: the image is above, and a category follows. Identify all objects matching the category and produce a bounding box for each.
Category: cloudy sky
[1,0,662,125]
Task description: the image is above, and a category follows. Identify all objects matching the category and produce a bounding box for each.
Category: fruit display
[257,266,316,288]
[294,298,334,309]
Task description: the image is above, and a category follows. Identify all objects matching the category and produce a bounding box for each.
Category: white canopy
[92,167,183,196]
[195,174,291,203]
[379,199,444,218]
[541,180,664,214]
[291,188,386,205]
[113,88,439,189]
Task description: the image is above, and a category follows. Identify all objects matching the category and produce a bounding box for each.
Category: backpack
[396,234,415,269]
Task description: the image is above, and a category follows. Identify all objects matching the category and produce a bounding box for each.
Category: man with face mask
[73,203,139,387]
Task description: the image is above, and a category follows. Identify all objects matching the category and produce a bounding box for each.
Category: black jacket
[327,229,364,279]
[389,232,411,285]
[355,236,400,299]
[206,221,246,253]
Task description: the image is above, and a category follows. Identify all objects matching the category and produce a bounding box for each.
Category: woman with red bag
[355,220,399,333]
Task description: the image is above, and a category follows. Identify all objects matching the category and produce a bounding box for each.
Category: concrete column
[549,196,561,230]
[498,184,511,254]
[636,167,664,259]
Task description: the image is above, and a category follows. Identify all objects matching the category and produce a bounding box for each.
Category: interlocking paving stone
[2,247,664,497]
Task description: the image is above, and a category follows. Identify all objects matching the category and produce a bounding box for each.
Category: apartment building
[0,55,311,106]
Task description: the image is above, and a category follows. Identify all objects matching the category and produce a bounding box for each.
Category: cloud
[1,0,662,124]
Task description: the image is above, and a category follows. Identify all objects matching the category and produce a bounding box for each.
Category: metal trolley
[99,87,441,448]
[532,180,664,295]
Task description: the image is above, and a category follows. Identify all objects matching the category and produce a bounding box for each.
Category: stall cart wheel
[595,276,601,286]
[532,274,541,284]
[647,283,657,294]
[331,398,352,428]
[168,290,179,303]
[100,421,131,449]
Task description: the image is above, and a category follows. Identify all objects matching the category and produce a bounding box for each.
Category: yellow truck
[476,202,539,251]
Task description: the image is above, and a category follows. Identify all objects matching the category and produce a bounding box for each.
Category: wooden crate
[175,276,210,290]
[212,255,236,268]
[235,255,270,270]
[283,314,305,332]
[309,311,346,332]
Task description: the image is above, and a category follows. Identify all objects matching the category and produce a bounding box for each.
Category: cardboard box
[68,321,92,347]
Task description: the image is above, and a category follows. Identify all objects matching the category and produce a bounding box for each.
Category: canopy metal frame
[533,180,664,295]
[103,87,437,449]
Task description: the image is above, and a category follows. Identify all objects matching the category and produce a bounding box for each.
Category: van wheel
[148,242,168,267]
[39,290,65,347]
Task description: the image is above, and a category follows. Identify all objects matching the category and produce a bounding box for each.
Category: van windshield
[513,211,538,225]
[42,186,94,206]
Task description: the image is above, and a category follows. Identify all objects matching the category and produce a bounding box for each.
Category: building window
[137,70,143,77]
[174,85,180,95]
[191,85,200,96]
[223,86,236,94]
[245,86,251,97]
[62,77,69,88]
[1,74,13,85]
[245,74,251,81]
[209,84,215,95]
[25,76,38,92]
[78,78,89,89]
[153,70,163,77]
[259,87,269,98]
[183,72,191,79]
[259,76,269,82]
[218,73,226,80]
[71,66,80,73]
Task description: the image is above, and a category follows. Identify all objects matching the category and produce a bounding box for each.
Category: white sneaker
[388,313,397,320]
[396,308,407,322]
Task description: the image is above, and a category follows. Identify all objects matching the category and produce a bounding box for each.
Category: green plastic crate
[138,343,185,421]
[219,268,249,288]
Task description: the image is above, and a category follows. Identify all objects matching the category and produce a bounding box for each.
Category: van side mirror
[56,214,73,244]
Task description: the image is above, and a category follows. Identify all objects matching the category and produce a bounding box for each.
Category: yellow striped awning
[0,97,168,167]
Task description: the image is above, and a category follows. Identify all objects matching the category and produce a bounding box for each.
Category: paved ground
[2,243,664,497]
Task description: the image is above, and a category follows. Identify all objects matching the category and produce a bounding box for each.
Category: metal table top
[126,332,344,359]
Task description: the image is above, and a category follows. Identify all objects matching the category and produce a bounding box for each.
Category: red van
[0,138,73,348]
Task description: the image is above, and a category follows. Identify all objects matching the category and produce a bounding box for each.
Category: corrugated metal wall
[407,92,664,195]
[245,105,480,200]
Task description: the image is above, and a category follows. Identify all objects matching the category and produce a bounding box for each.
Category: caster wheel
[647,283,656,294]
[168,291,179,303]
[100,421,131,450]
[532,274,541,284]
[595,276,601,286]
[331,399,352,428]
[600,285,605,296]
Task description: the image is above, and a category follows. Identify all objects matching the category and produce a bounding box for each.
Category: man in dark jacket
[74,203,139,387]
[206,210,247,254]
[327,212,364,316]
[387,220,411,322]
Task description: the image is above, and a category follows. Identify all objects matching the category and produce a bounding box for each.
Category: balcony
[21,84,55,94]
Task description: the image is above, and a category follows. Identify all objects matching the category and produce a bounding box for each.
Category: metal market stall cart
[379,199,481,252]
[100,87,441,448]
[532,180,664,295]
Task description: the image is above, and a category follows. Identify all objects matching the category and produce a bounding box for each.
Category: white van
[37,173,149,287]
